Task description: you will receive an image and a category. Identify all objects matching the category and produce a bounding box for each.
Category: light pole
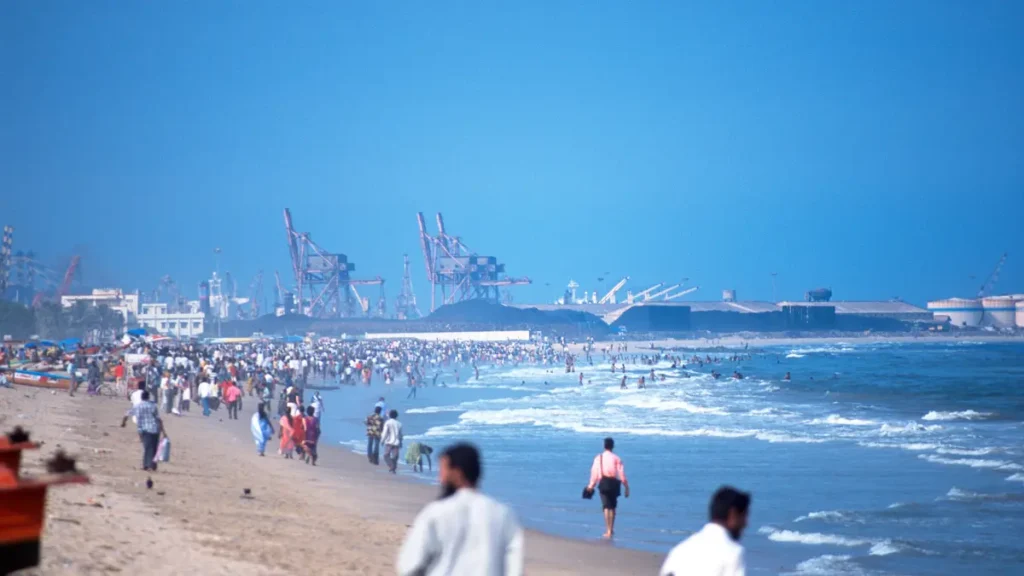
[214,248,222,337]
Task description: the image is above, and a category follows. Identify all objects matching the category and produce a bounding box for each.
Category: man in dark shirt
[365,406,383,465]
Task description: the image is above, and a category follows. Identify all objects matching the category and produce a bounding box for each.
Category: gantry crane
[416,212,531,312]
[283,208,385,318]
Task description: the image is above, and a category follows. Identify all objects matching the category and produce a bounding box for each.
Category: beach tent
[22,342,37,349]
[126,328,147,337]
[39,340,57,347]
[59,338,81,349]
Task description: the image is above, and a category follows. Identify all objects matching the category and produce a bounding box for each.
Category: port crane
[977,252,1008,298]
[626,283,662,304]
[283,208,384,318]
[598,277,629,304]
[417,212,530,312]
[664,285,699,300]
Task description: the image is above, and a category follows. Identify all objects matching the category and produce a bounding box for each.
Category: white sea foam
[918,454,1024,471]
[605,394,728,415]
[785,353,806,359]
[922,410,993,422]
[758,526,867,547]
[406,405,464,414]
[858,441,940,452]
[754,431,827,444]
[1006,473,1024,483]
[787,346,856,355]
[935,446,996,456]
[807,414,878,427]
[878,422,942,436]
[795,510,847,523]
[868,540,902,556]
[788,555,865,576]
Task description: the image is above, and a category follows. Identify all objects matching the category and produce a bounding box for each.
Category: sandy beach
[4,387,662,575]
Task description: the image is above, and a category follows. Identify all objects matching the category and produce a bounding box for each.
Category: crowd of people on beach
[4,333,763,575]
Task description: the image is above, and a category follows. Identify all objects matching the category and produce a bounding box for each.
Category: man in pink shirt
[224,381,243,420]
[586,437,630,539]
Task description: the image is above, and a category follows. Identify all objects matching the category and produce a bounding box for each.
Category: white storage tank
[927,298,983,327]
[982,296,1016,328]
[1017,301,1024,328]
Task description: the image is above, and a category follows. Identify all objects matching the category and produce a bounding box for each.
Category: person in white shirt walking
[398,443,523,576]
[659,486,751,576]
[197,379,213,417]
[380,409,403,473]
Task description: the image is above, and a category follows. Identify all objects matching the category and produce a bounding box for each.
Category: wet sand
[3,388,662,575]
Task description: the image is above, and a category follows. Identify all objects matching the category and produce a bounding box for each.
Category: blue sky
[2,1,1022,308]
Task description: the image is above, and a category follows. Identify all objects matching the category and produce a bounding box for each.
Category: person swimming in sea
[784,371,791,381]
[732,371,743,380]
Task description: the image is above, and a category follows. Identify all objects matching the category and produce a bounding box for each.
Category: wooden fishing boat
[9,370,71,391]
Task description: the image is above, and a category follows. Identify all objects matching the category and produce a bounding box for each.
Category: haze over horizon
[2,1,1022,308]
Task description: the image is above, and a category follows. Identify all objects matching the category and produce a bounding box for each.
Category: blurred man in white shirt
[660,486,751,576]
[398,443,523,576]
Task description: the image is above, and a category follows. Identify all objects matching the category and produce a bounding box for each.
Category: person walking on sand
[120,390,166,472]
[198,378,213,417]
[251,404,275,457]
[224,380,243,420]
[302,405,320,465]
[365,405,383,465]
[279,412,296,459]
[380,409,403,474]
[397,443,523,576]
[659,486,750,576]
[585,437,629,539]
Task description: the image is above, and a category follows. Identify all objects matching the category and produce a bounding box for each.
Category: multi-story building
[61,288,139,327]
[137,302,205,338]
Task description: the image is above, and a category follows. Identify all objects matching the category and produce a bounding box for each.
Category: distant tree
[34,302,68,339]
[0,300,36,339]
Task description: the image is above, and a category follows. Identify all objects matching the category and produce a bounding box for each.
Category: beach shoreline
[5,387,662,575]
[568,332,1022,353]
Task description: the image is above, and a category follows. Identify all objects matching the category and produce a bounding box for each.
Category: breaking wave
[788,555,864,576]
[922,410,993,422]
[795,510,848,523]
[759,526,868,547]
[918,454,1024,471]
[807,414,878,427]
[878,422,943,436]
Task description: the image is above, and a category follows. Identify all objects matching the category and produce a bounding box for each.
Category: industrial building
[510,298,933,333]
[928,295,1024,329]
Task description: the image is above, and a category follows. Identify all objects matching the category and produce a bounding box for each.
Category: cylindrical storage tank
[722,289,736,302]
[982,296,1016,328]
[927,298,983,328]
[1016,301,1024,328]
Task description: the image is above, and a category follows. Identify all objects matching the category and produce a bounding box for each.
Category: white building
[137,302,205,338]
[61,289,140,327]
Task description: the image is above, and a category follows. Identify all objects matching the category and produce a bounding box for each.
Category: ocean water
[319,342,1024,575]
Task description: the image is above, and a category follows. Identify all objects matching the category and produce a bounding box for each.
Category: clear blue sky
[2,1,1022,307]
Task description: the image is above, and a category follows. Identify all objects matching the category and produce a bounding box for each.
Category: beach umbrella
[39,340,57,347]
[23,342,38,349]
[126,328,147,337]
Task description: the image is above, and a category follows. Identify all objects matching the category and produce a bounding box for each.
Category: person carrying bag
[584,437,630,539]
